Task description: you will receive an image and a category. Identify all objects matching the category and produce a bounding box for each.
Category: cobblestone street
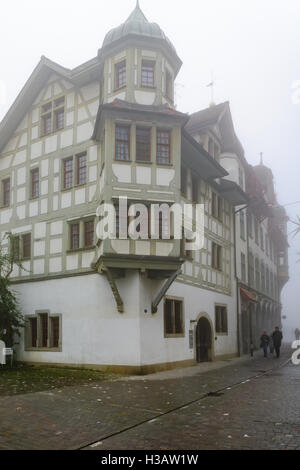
[0,347,299,450]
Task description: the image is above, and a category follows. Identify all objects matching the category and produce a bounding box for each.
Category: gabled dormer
[98,1,182,108]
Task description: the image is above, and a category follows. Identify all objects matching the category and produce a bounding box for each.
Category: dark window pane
[77,154,87,185]
[165,300,173,335]
[174,301,182,334]
[3,178,10,206]
[157,130,170,164]
[51,317,59,348]
[84,221,94,247]
[115,61,126,89]
[41,314,48,348]
[116,126,130,161]
[141,60,155,87]
[54,108,64,131]
[42,113,52,135]
[136,128,151,162]
[64,158,73,189]
[31,168,39,198]
[71,223,80,250]
[22,234,31,259]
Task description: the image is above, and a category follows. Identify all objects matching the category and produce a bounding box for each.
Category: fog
[0,0,299,340]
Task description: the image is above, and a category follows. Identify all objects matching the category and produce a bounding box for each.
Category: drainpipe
[233,209,241,357]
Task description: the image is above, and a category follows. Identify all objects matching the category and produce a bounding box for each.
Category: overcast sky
[0,0,299,339]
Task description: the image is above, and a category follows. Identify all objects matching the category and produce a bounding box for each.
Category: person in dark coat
[260,331,270,358]
[272,327,283,358]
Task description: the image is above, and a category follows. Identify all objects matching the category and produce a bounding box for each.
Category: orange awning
[240,287,258,303]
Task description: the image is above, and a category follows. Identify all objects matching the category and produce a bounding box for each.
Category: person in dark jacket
[272,327,283,358]
[260,331,270,358]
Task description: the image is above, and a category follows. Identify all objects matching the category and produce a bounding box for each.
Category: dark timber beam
[151,269,182,314]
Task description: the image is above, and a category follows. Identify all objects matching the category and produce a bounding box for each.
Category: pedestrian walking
[272,327,283,359]
[295,328,300,341]
[260,331,270,358]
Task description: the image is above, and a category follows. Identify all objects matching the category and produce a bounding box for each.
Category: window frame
[115,60,126,90]
[141,59,156,88]
[25,312,62,352]
[2,178,10,207]
[40,96,65,137]
[157,129,171,165]
[115,125,131,161]
[215,305,228,335]
[136,127,151,162]
[31,167,40,199]
[164,297,185,338]
[212,242,223,271]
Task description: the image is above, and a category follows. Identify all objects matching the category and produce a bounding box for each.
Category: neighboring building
[0,2,288,372]
[186,104,289,354]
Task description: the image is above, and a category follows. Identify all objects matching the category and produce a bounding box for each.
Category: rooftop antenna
[207,71,216,107]
[260,152,264,165]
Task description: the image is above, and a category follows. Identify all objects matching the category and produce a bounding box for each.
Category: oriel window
[157,130,170,165]
[116,126,130,161]
[31,168,39,199]
[115,60,126,90]
[136,128,151,162]
[141,60,155,88]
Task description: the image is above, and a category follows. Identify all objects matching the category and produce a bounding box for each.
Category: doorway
[196,317,212,363]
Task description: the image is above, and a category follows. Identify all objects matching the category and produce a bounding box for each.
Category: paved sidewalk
[0,347,296,450]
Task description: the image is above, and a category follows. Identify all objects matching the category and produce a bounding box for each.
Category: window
[261,262,265,292]
[11,236,20,261]
[157,130,170,165]
[240,211,246,240]
[254,219,259,245]
[41,97,65,136]
[241,252,246,282]
[63,157,73,189]
[115,60,126,90]
[247,212,253,238]
[215,306,228,334]
[212,242,222,271]
[70,223,80,250]
[69,219,95,250]
[164,298,184,337]
[165,70,173,102]
[212,193,223,221]
[141,60,155,88]
[2,178,10,207]
[249,252,255,287]
[63,153,87,189]
[136,128,151,162]
[84,221,94,248]
[22,234,31,259]
[31,168,39,199]
[116,125,130,161]
[260,227,264,250]
[26,313,61,351]
[51,317,60,348]
[77,153,87,185]
[265,234,269,256]
[255,258,260,290]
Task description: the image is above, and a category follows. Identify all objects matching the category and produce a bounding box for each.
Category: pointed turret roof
[101,1,182,75]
